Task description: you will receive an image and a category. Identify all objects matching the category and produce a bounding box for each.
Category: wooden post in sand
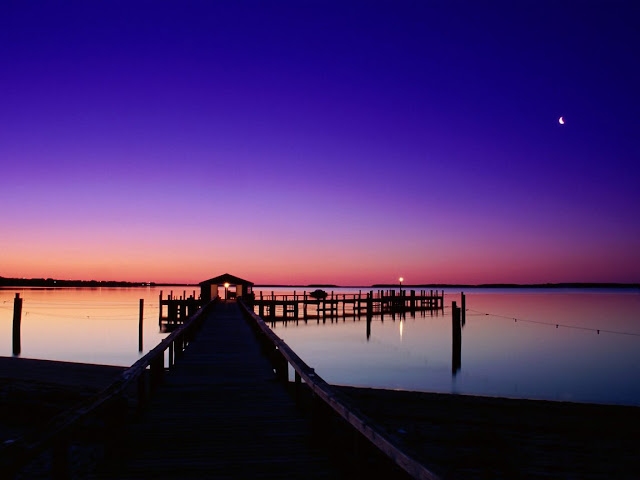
[13,293,22,356]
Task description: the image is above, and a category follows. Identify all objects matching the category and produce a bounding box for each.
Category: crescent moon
[559,116,565,125]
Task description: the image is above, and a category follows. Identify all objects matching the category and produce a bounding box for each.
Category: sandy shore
[0,357,125,441]
[337,386,640,479]
[2,357,638,479]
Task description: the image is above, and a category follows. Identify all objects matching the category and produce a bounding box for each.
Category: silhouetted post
[452,301,462,375]
[13,293,22,356]
[52,437,70,480]
[303,291,307,319]
[366,315,371,341]
[138,299,144,352]
[259,292,264,317]
[461,292,466,327]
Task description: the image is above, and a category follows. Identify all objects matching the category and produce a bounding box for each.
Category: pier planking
[95,301,348,479]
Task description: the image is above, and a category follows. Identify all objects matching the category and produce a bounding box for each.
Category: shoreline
[2,276,639,290]
[2,357,638,478]
[337,386,640,479]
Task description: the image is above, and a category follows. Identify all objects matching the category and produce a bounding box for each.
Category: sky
[1,1,639,285]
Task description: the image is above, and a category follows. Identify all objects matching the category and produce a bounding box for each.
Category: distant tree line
[0,277,155,287]
[371,282,640,289]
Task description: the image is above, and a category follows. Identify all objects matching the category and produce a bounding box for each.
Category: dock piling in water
[452,301,462,375]
[253,288,444,321]
[13,293,22,356]
[138,299,144,352]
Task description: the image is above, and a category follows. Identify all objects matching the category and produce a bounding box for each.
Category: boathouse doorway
[199,273,254,302]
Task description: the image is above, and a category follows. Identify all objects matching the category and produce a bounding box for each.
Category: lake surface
[0,286,197,366]
[2,286,639,406]
[259,287,640,406]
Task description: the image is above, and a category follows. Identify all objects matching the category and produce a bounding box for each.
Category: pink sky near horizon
[2,224,637,285]
[2,2,639,286]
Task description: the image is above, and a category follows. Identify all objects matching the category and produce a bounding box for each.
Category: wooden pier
[159,288,444,328]
[253,289,444,321]
[2,299,437,479]
[158,290,203,331]
[99,301,349,479]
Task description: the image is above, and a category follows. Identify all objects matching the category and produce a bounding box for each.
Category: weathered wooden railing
[253,289,445,321]
[0,299,217,479]
[255,289,445,302]
[238,299,441,480]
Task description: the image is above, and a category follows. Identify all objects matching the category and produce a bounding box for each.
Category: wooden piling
[12,293,22,356]
[138,299,144,352]
[452,301,462,375]
[461,292,466,326]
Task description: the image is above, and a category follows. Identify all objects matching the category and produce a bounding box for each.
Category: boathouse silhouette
[199,273,254,302]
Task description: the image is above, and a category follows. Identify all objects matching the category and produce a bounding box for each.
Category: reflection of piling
[452,301,462,375]
[13,293,23,356]
[366,316,371,341]
[138,299,144,352]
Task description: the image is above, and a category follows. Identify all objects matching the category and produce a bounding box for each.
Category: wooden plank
[95,302,344,479]
[239,301,441,480]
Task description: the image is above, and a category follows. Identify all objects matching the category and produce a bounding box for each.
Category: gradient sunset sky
[2,1,638,285]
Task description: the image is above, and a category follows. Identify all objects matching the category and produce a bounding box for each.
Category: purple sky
[1,1,638,285]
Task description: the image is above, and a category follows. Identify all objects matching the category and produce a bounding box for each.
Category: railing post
[137,374,147,412]
[275,348,288,384]
[150,355,164,389]
[294,371,302,405]
[52,435,70,480]
[103,396,128,468]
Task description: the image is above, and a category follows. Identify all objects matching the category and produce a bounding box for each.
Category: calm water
[0,286,195,366]
[2,286,639,406]
[261,287,640,406]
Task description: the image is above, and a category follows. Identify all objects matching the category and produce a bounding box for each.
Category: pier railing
[253,289,445,320]
[0,299,217,479]
[239,299,441,480]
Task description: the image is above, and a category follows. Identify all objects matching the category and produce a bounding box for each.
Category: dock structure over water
[253,289,444,321]
[159,274,255,330]
[158,289,202,331]
[160,286,444,328]
[2,276,439,479]
[100,301,353,479]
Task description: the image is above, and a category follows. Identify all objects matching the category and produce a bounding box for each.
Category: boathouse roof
[199,273,254,286]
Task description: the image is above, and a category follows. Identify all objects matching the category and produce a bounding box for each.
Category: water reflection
[269,288,640,406]
[0,286,173,366]
[2,286,639,405]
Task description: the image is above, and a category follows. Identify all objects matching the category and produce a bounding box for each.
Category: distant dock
[158,289,444,328]
[158,289,202,331]
[253,289,444,321]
